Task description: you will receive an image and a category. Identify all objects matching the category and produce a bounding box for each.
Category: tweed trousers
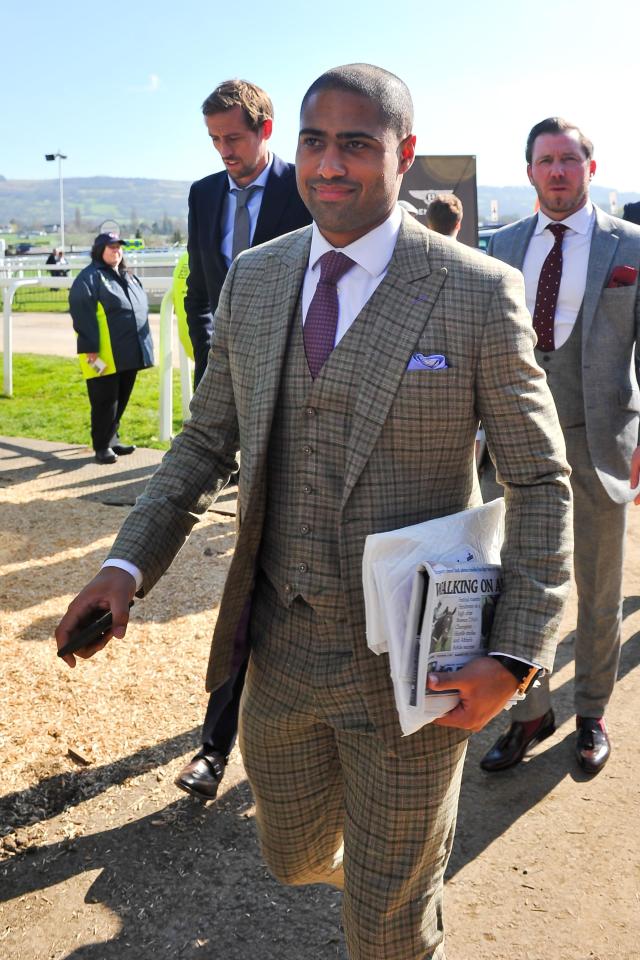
[239,574,467,960]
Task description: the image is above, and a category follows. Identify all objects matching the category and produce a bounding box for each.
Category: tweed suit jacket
[184,154,311,380]
[109,212,572,754]
[488,206,640,503]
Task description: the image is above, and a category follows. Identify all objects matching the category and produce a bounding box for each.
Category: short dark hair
[426,194,463,236]
[301,63,413,139]
[201,79,273,131]
[526,117,593,164]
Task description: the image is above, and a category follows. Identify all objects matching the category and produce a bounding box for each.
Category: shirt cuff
[102,559,143,591]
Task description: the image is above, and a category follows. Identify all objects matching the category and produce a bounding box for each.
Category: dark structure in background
[399,155,478,248]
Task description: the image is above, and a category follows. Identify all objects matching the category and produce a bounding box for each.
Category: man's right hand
[55,567,137,668]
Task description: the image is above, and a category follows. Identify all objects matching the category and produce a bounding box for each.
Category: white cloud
[130,74,161,94]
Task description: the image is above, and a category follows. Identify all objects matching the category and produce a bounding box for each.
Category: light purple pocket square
[406,352,449,371]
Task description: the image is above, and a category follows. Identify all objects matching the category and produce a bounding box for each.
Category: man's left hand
[630,445,640,505]
[430,657,519,732]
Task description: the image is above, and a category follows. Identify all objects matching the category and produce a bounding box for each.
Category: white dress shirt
[220,154,273,268]
[522,200,595,348]
[302,204,402,343]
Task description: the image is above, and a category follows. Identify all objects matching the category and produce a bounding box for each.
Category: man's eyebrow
[299,127,381,142]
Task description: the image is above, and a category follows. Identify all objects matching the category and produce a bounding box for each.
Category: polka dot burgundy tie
[532,223,568,352]
[303,251,355,378]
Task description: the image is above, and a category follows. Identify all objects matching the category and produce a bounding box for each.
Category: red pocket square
[606,265,638,287]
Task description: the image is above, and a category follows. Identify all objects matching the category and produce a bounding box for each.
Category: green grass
[0,354,185,449]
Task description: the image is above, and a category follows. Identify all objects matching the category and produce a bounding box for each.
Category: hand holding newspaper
[362,499,520,736]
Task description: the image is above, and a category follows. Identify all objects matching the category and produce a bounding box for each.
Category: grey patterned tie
[303,251,355,379]
[230,186,259,261]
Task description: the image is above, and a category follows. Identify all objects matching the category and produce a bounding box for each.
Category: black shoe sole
[174,778,219,803]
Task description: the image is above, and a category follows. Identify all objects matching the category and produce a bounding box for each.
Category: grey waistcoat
[535,307,585,428]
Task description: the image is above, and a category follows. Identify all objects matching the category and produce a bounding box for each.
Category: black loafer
[112,443,136,455]
[575,716,610,774]
[480,708,556,772]
[95,447,118,464]
[175,752,226,802]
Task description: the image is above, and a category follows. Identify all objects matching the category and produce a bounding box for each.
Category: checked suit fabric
[303,251,355,378]
[532,223,568,351]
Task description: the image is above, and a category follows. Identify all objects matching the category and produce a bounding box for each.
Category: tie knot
[317,250,355,286]
[232,185,259,208]
[547,223,568,243]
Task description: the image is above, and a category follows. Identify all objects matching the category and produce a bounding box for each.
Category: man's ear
[589,158,596,179]
[399,134,416,173]
[526,163,534,186]
[261,118,273,141]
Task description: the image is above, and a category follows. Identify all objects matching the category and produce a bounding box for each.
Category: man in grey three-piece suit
[56,68,572,958]
[481,117,640,777]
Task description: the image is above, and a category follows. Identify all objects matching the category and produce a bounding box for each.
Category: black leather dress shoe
[480,708,556,772]
[175,752,226,801]
[112,443,136,455]
[95,447,118,464]
[575,716,610,774]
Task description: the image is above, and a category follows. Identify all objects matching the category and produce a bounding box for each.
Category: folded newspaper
[362,499,511,736]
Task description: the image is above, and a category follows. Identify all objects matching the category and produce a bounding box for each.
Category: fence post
[158,289,174,441]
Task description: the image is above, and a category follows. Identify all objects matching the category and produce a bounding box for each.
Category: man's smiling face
[295,89,415,247]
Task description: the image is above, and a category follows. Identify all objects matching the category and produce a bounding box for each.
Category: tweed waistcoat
[535,307,585,428]
[259,298,373,617]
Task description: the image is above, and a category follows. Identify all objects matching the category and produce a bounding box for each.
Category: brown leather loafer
[575,716,610,774]
[175,752,226,801]
[480,708,556,772]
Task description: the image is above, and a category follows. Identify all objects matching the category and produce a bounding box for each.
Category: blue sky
[4,0,639,191]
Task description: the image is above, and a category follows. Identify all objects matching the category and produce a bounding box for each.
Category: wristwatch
[492,655,540,697]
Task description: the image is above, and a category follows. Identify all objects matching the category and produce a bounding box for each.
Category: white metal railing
[1,273,192,441]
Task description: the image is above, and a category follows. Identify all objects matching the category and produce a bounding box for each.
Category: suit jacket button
[297,562,308,574]
[302,445,313,456]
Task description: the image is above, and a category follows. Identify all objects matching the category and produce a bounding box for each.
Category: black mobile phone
[57,602,133,658]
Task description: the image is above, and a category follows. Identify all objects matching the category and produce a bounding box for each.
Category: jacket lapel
[209,174,229,277]
[581,206,619,342]
[497,216,536,269]
[341,216,447,507]
[245,229,311,462]
[253,155,288,247]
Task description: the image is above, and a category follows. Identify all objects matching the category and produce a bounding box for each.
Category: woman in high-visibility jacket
[70,231,154,464]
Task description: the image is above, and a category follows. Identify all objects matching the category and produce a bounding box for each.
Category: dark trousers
[200,657,248,758]
[86,370,137,451]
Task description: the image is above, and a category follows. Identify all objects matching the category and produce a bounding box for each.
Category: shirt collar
[535,198,594,236]
[226,153,273,193]
[309,204,403,277]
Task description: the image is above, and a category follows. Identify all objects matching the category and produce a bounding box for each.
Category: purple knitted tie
[304,251,355,378]
[532,223,568,352]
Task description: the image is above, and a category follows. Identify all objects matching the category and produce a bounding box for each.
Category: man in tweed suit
[56,66,572,959]
[480,118,640,777]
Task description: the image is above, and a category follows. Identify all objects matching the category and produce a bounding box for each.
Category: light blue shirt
[220,155,273,267]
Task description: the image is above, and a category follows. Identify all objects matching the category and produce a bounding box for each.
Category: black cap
[93,231,125,247]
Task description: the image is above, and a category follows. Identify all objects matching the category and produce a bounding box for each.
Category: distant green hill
[1,175,638,230]
[0,176,192,230]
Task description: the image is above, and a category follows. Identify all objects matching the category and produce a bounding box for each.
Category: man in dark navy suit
[177,79,310,802]
[185,78,311,385]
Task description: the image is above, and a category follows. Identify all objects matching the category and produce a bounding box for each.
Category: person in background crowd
[46,247,69,277]
[185,78,311,387]
[69,232,154,465]
[55,64,572,959]
[481,118,640,776]
[425,193,463,238]
[175,79,311,804]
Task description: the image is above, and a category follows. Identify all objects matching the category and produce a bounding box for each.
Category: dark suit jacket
[185,153,311,384]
